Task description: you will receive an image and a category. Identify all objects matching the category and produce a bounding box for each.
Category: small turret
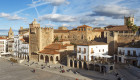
[124,16,134,26]
[29,19,40,28]
[8,27,14,38]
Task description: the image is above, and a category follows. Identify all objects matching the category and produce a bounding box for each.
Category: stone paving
[2,56,133,80]
[0,58,74,80]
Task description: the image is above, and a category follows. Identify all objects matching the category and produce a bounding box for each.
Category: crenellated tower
[29,19,54,61]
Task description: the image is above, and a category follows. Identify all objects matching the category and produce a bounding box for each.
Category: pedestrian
[11,62,13,66]
[60,66,61,69]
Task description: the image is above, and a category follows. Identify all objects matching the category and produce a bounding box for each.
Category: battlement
[41,27,54,32]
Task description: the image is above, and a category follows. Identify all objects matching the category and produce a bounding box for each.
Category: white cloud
[80,17,105,24]
[42,0,69,6]
[90,5,138,19]
[38,14,77,23]
[0,12,26,21]
[0,13,10,17]
[45,23,56,27]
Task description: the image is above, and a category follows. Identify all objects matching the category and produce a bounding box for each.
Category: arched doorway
[45,56,49,63]
[79,61,82,68]
[40,55,44,60]
[101,66,106,73]
[70,60,73,67]
[84,62,88,70]
[89,64,94,70]
[95,65,100,71]
[110,66,113,70]
[50,56,53,61]
[74,60,77,68]
[56,56,59,61]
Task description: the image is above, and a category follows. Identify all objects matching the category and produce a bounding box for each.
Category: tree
[126,20,138,34]
[126,20,133,30]
[54,37,58,42]
[131,25,138,33]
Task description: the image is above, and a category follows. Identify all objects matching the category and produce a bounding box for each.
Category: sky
[0,0,140,35]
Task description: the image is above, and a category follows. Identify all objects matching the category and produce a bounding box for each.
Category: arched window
[56,56,59,61]
[40,55,44,60]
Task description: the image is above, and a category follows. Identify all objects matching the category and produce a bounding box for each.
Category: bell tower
[124,16,134,25]
[8,27,14,38]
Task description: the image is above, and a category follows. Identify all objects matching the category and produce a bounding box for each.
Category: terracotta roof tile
[0,37,6,39]
[77,25,92,28]
[93,29,104,32]
[105,25,130,31]
[39,49,59,54]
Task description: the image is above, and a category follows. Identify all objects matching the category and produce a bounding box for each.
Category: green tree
[131,25,138,33]
[54,37,58,42]
[126,20,138,34]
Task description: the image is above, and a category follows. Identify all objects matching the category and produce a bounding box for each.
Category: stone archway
[79,61,82,68]
[40,55,44,60]
[101,66,106,73]
[70,60,73,67]
[89,64,94,70]
[45,56,49,63]
[110,66,113,70]
[56,56,59,61]
[50,56,53,61]
[84,62,88,70]
[95,65,100,71]
[74,60,77,68]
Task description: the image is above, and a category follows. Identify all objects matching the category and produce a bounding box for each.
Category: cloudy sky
[0,0,140,32]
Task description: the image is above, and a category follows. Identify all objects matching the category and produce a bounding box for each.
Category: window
[84,48,86,53]
[133,50,137,57]
[79,55,81,60]
[84,56,86,61]
[119,50,121,54]
[91,48,94,53]
[128,50,130,56]
[91,56,94,61]
[78,48,81,53]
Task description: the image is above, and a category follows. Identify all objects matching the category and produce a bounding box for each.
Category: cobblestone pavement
[0,58,74,80]
[115,64,140,80]
[1,57,121,80]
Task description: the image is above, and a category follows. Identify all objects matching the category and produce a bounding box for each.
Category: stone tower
[29,19,54,61]
[8,27,14,38]
[124,16,134,25]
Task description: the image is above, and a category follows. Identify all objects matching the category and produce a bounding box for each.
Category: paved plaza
[0,58,74,80]
[1,57,140,80]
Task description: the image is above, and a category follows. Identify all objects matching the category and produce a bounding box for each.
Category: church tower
[8,27,14,38]
[124,16,134,25]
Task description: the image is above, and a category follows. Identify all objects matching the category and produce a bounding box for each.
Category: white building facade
[0,38,7,56]
[77,44,109,62]
[116,47,140,66]
[13,35,29,60]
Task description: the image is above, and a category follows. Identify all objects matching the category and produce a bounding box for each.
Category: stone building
[104,16,140,55]
[38,40,74,64]
[8,27,14,39]
[29,19,54,61]
[19,27,29,35]
[54,25,104,44]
